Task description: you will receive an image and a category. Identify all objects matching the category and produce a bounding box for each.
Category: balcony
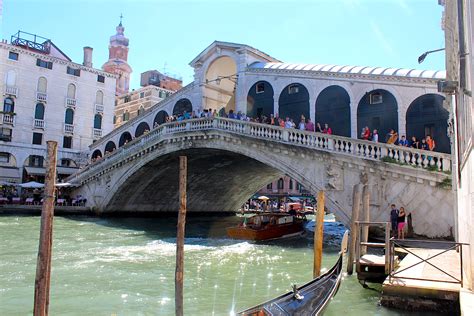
[64,123,74,134]
[95,104,104,113]
[1,113,15,126]
[65,97,77,108]
[36,91,47,102]
[5,86,18,97]
[93,128,102,139]
[33,119,45,129]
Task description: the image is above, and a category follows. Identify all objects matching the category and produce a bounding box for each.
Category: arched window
[95,90,104,105]
[94,114,102,129]
[65,108,74,124]
[137,106,145,116]
[278,83,310,123]
[122,111,130,121]
[6,70,16,87]
[289,180,293,190]
[67,83,76,99]
[37,77,47,93]
[153,110,169,126]
[135,122,150,137]
[277,178,284,189]
[35,103,45,120]
[91,150,102,159]
[173,98,192,116]
[247,81,274,119]
[3,97,14,113]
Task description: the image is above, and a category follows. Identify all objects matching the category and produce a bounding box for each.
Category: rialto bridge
[67,41,454,238]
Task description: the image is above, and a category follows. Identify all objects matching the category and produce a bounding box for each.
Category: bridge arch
[118,131,133,147]
[247,80,274,119]
[278,83,310,123]
[406,94,449,153]
[154,110,169,127]
[315,85,351,136]
[101,140,350,225]
[135,122,150,138]
[105,141,116,153]
[91,149,102,159]
[357,89,398,142]
[173,98,193,116]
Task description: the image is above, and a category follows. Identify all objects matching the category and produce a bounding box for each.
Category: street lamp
[418,48,445,63]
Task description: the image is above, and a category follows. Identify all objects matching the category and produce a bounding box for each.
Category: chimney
[83,46,93,68]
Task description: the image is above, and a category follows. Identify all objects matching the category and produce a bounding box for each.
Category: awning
[56,166,79,175]
[24,166,46,176]
[0,167,21,182]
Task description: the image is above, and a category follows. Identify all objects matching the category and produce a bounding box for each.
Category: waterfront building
[257,175,310,199]
[114,85,175,128]
[0,31,116,183]
[441,0,474,309]
[140,70,182,91]
[102,18,132,96]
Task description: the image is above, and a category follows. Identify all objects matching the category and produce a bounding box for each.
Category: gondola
[238,231,348,316]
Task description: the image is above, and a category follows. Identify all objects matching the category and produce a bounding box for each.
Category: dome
[110,24,129,47]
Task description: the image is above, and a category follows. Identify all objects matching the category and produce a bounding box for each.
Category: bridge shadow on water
[63,214,345,252]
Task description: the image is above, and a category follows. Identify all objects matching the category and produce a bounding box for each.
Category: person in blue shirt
[398,135,409,147]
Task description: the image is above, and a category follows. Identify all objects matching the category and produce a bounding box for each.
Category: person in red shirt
[323,123,332,135]
[426,135,436,151]
[362,126,371,140]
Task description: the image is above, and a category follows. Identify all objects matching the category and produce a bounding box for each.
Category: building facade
[0,31,116,183]
[256,175,310,198]
[140,70,182,91]
[114,85,175,128]
[102,20,132,96]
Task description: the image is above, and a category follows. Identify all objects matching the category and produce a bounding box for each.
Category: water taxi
[227,213,305,241]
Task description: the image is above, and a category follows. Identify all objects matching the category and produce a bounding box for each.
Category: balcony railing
[64,123,74,134]
[36,91,47,102]
[95,104,104,113]
[5,86,18,97]
[34,119,45,129]
[65,98,77,108]
[93,128,102,139]
[1,113,15,125]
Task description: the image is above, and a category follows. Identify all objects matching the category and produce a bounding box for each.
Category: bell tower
[102,15,132,95]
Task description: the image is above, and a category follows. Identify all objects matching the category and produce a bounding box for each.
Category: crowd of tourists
[359,126,437,152]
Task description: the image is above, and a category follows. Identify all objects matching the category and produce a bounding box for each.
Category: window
[277,178,284,189]
[0,128,12,142]
[32,132,43,145]
[256,82,265,94]
[67,84,76,99]
[36,59,53,69]
[140,92,145,98]
[35,103,45,120]
[37,77,47,93]
[97,75,105,83]
[3,98,14,113]
[288,84,299,94]
[113,115,117,124]
[0,153,10,163]
[137,106,145,116]
[369,92,383,104]
[289,180,293,190]
[124,95,130,103]
[63,136,72,149]
[65,108,74,124]
[267,183,273,190]
[8,52,18,61]
[29,155,44,167]
[159,91,166,98]
[95,90,104,105]
[6,70,16,87]
[94,114,102,129]
[66,66,80,77]
[122,111,130,121]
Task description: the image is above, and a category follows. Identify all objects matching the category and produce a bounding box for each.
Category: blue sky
[2,0,445,88]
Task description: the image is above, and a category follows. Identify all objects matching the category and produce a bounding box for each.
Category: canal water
[0,215,431,315]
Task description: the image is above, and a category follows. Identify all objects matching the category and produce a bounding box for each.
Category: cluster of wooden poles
[32,146,329,316]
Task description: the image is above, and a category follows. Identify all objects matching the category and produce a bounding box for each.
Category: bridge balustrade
[74,117,452,183]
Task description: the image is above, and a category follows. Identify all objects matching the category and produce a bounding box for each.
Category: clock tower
[102,16,132,95]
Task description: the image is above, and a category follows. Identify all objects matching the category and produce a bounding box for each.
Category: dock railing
[388,239,468,286]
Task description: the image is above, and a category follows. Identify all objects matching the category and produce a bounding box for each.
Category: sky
[1,0,446,89]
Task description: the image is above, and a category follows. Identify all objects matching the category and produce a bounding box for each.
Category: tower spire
[119,13,123,26]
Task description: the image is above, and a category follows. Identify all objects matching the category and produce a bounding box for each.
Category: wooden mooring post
[361,185,370,255]
[33,141,58,316]
[313,191,325,278]
[175,156,187,316]
[347,184,362,275]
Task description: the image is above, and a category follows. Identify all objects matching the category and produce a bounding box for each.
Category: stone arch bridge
[69,118,453,238]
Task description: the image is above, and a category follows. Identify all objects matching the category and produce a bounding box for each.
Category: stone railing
[1,113,15,125]
[33,118,45,129]
[36,91,47,102]
[93,128,102,139]
[65,98,77,108]
[64,123,74,134]
[71,117,452,183]
[5,86,18,97]
[95,104,104,113]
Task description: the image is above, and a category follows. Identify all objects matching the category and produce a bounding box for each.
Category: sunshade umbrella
[18,181,45,188]
[258,196,270,200]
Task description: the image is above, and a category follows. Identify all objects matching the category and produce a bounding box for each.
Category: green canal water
[0,215,431,315]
